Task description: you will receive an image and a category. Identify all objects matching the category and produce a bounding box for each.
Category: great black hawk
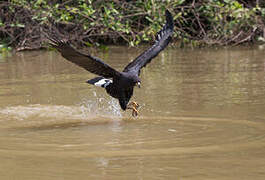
[48,10,174,117]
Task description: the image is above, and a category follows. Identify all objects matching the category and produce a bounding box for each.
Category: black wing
[123,10,174,75]
[48,37,121,78]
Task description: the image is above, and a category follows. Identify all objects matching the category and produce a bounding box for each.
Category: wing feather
[48,37,121,78]
[123,10,174,75]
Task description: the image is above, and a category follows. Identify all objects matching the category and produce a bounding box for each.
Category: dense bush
[0,0,264,51]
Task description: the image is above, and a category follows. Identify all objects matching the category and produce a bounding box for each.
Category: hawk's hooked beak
[137,82,141,88]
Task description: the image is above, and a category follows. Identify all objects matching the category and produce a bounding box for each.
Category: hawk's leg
[128,101,139,109]
[127,101,140,117]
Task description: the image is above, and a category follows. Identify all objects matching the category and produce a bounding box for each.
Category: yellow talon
[128,101,139,109]
[132,107,139,117]
[127,101,140,117]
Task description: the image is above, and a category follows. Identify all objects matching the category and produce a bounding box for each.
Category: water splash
[78,91,122,117]
[0,104,88,121]
[0,94,122,121]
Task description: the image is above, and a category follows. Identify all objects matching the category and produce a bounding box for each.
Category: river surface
[0,46,265,179]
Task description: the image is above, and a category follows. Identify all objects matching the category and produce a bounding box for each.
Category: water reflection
[0,46,265,179]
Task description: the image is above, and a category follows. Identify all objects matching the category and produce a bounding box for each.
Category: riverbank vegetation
[0,0,264,51]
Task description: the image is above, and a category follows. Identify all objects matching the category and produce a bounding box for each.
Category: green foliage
[1,0,265,48]
[174,0,265,46]
[0,42,12,53]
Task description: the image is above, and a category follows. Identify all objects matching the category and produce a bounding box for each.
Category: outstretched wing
[123,10,174,75]
[48,37,121,78]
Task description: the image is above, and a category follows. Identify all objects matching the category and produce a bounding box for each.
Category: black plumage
[48,10,174,116]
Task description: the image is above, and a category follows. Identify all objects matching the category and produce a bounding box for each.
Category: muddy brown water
[0,46,265,179]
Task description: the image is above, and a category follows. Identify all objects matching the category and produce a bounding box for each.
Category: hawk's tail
[86,77,113,88]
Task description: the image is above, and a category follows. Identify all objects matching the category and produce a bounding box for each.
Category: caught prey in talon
[47,10,174,117]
